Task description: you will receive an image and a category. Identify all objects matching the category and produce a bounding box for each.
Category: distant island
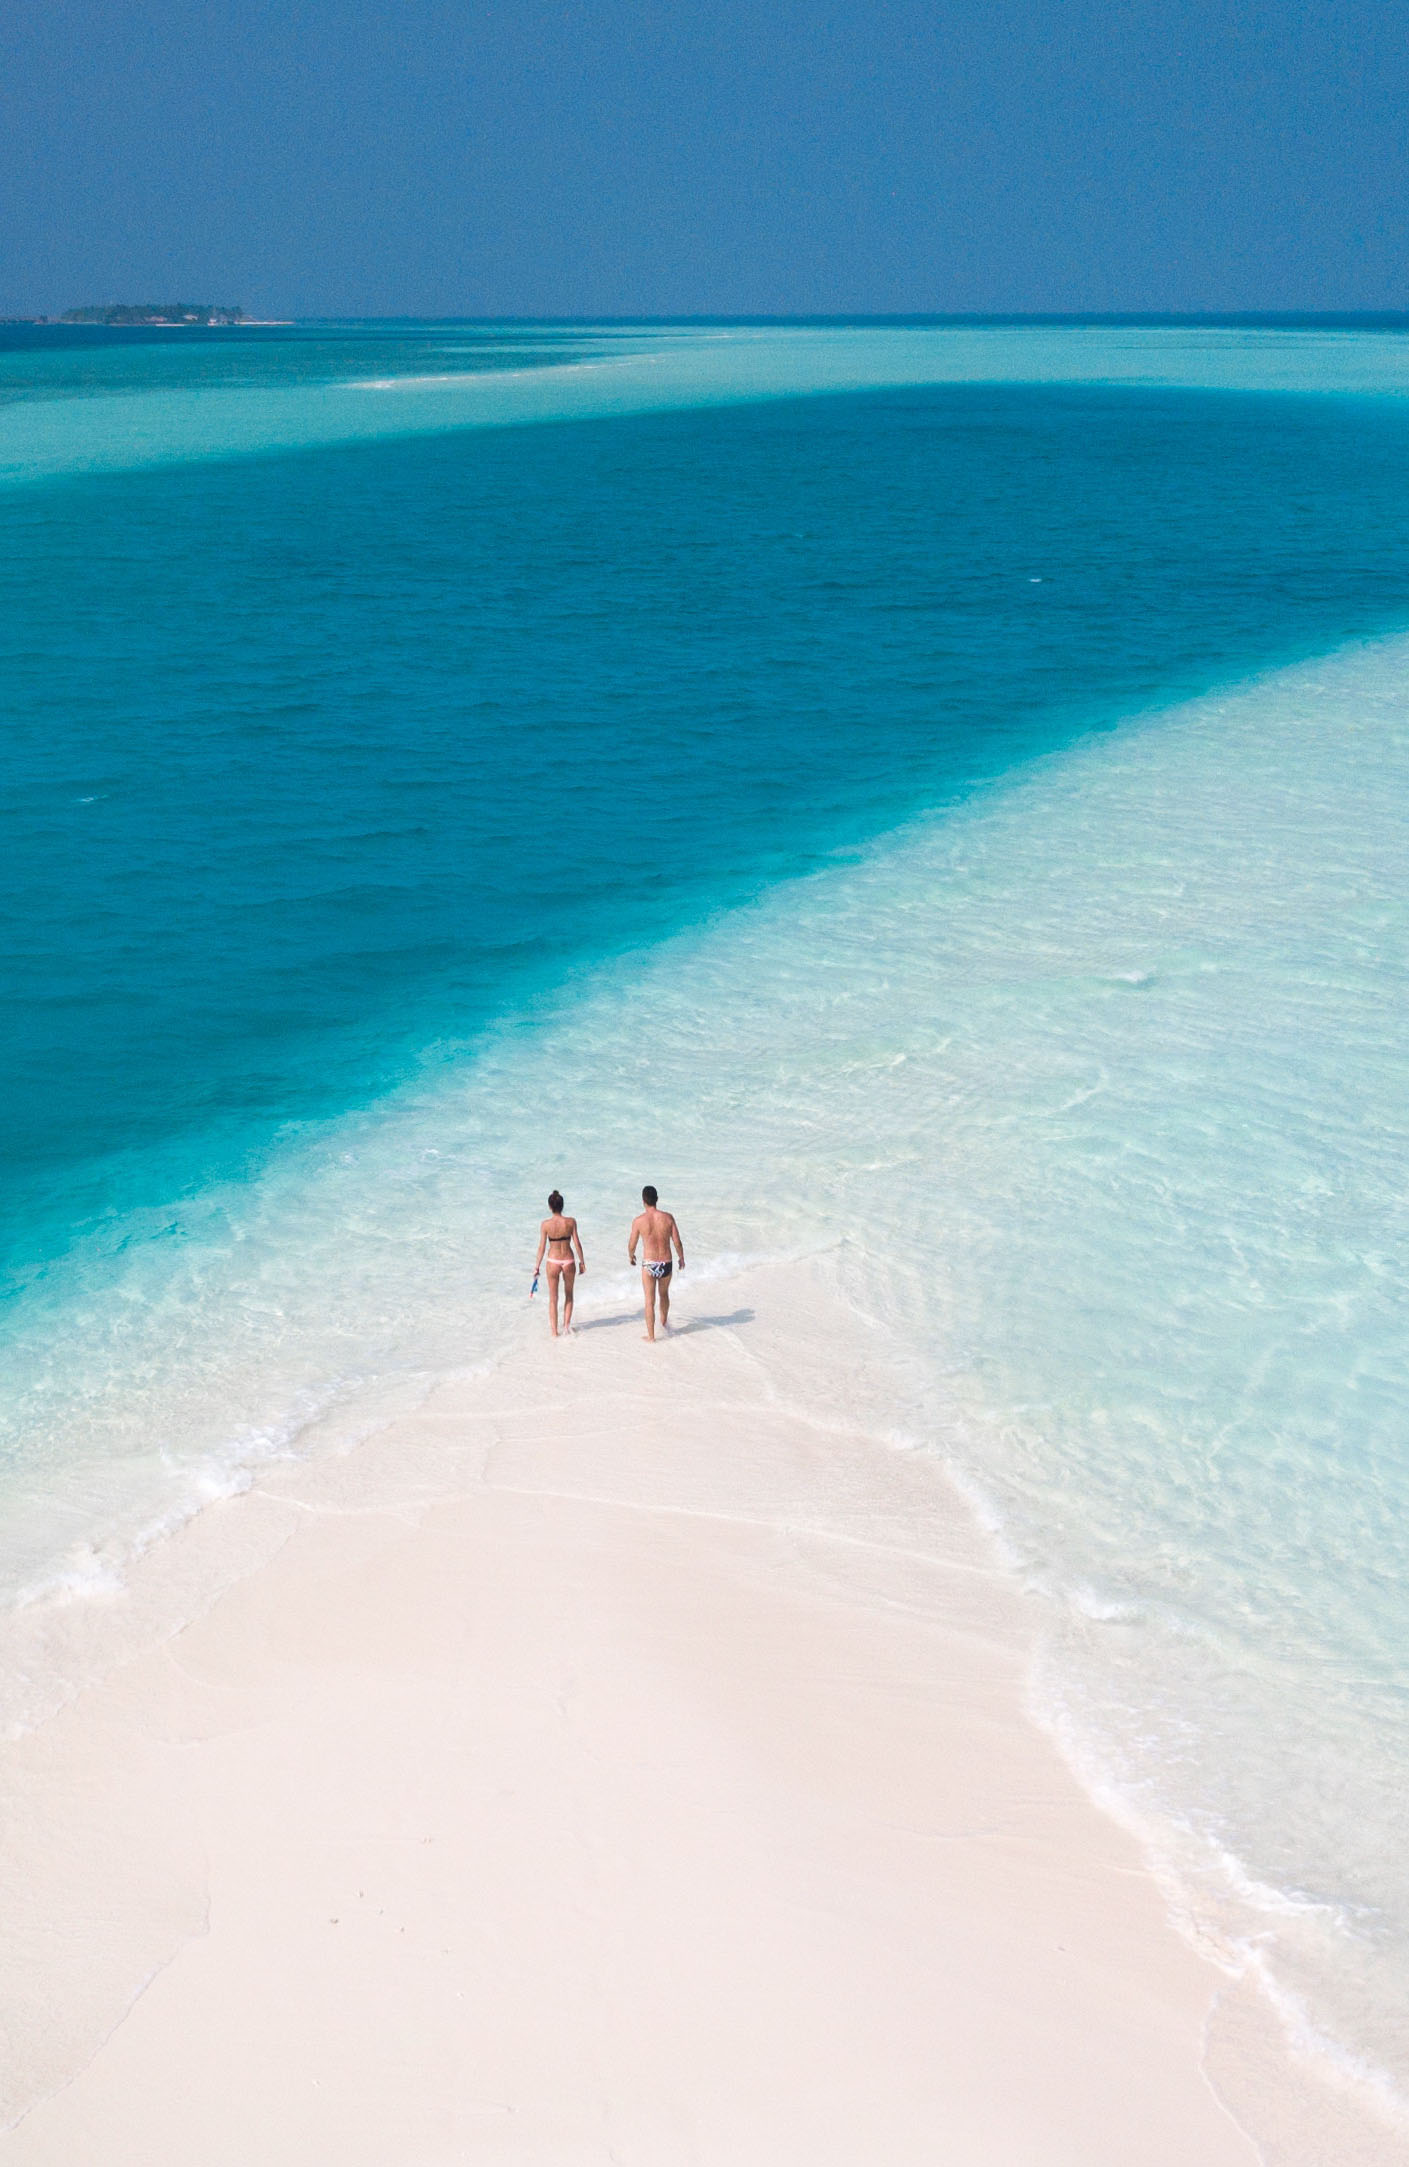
[59,303,246,327]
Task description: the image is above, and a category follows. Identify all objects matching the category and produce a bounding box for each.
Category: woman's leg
[546,1261,562,1336]
[560,1261,576,1332]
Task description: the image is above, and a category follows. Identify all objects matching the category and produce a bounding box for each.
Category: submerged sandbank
[1,1259,1379,2164]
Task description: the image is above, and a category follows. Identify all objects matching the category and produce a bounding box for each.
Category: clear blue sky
[2,0,1405,317]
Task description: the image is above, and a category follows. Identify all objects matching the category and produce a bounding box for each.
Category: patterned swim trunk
[644,1260,672,1281]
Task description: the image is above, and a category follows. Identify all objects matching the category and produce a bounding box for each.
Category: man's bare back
[628,1186,684,1341]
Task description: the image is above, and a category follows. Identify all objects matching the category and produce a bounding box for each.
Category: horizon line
[7,309,1409,334]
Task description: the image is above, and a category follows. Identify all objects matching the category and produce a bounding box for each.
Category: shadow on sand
[573,1307,756,1336]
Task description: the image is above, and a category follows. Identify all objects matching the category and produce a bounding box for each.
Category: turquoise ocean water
[3,319,1409,2126]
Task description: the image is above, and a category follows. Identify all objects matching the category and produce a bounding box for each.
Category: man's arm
[671,1215,685,1267]
[628,1212,642,1264]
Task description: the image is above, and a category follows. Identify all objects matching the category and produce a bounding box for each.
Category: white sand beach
[0,1260,1375,2163]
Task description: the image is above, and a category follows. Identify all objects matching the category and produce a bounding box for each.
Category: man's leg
[658,1271,671,1331]
[642,1269,657,1341]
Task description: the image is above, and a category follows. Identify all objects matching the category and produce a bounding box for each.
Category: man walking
[628,1186,685,1341]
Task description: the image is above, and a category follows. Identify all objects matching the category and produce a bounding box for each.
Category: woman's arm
[572,1218,586,1272]
[534,1223,547,1269]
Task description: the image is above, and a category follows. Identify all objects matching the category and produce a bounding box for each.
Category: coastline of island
[1,306,293,328]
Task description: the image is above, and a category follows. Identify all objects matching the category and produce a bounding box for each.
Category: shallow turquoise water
[4,321,1409,2124]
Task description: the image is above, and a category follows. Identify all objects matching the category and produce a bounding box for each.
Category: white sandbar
[0,1263,1310,2162]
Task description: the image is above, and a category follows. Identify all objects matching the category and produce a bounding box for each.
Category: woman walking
[535,1191,585,1337]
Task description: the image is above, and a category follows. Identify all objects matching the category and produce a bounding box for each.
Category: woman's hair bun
[548,1190,564,1212]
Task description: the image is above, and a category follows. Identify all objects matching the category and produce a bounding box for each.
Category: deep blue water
[6,343,1409,1296]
